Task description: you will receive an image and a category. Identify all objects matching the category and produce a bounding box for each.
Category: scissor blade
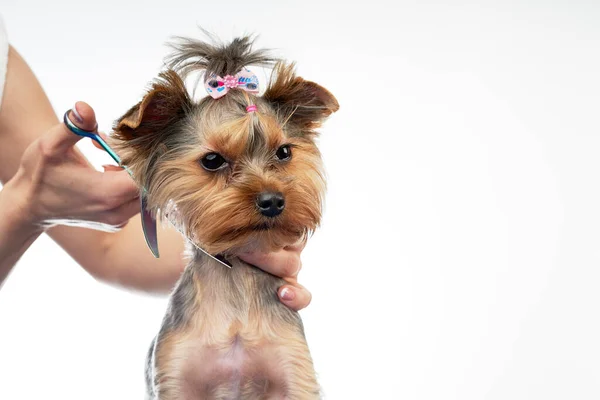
[141,194,160,258]
[140,196,231,268]
[191,243,232,269]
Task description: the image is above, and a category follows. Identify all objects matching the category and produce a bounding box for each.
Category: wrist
[0,171,43,236]
[0,173,44,286]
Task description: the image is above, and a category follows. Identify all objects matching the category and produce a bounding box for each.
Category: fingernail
[71,103,84,123]
[280,287,295,301]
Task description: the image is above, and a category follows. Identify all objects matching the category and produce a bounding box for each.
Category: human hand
[8,102,140,231]
[238,240,312,311]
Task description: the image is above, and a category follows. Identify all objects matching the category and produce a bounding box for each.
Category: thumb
[47,101,98,154]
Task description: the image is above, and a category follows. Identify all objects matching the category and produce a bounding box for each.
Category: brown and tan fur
[111,34,338,400]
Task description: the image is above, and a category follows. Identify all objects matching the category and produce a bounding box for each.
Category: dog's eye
[200,153,228,171]
[276,145,292,161]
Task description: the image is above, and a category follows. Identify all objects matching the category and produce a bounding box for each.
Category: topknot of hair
[166,29,277,81]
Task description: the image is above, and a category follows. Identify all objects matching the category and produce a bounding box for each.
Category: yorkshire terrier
[111,34,338,399]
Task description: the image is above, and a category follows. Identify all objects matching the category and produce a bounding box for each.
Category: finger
[98,196,140,227]
[103,170,140,200]
[90,169,140,208]
[70,101,98,131]
[93,132,110,151]
[46,101,98,154]
[239,248,302,279]
[102,164,123,172]
[284,236,307,252]
[278,283,312,311]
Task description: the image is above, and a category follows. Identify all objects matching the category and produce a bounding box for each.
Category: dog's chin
[246,225,306,252]
[200,223,307,255]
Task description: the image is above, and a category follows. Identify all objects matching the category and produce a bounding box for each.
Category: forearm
[47,217,185,294]
[0,176,43,287]
[0,47,58,182]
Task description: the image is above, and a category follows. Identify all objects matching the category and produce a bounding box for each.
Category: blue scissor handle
[63,111,123,165]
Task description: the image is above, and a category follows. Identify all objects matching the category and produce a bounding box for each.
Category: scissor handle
[63,111,122,165]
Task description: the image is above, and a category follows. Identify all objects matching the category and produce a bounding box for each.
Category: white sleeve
[0,16,9,110]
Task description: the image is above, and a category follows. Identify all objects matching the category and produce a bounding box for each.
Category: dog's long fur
[112,33,338,399]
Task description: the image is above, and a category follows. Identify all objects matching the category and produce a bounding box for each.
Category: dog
[111,33,338,399]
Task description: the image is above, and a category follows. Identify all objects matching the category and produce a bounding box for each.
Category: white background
[1,1,600,399]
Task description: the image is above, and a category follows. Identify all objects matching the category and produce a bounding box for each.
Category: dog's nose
[256,191,285,217]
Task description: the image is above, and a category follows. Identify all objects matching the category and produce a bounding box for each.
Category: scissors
[63,110,231,268]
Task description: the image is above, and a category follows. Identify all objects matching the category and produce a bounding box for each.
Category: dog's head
[111,35,338,254]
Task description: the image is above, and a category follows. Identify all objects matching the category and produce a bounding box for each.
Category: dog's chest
[174,334,290,399]
[153,255,304,398]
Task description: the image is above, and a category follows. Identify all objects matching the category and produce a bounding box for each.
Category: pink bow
[204,68,260,99]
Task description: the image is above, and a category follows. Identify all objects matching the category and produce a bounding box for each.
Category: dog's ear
[114,70,191,145]
[263,63,339,131]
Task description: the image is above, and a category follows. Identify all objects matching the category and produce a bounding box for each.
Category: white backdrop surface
[1,1,600,399]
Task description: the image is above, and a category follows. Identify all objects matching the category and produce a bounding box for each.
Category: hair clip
[204,67,260,99]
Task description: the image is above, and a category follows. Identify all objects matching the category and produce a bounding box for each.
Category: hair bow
[204,68,260,99]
